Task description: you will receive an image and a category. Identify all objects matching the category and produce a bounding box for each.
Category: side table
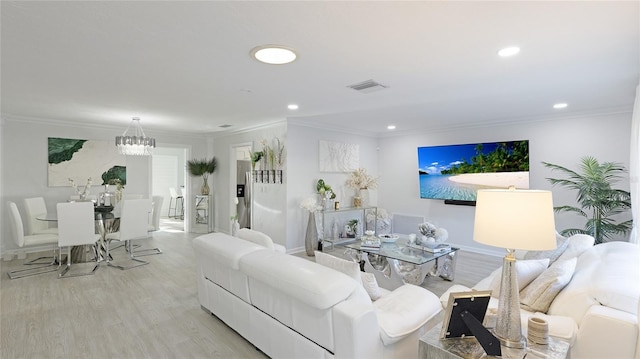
[419,321,570,359]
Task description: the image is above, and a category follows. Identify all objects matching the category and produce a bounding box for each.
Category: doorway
[152,146,188,232]
[231,143,253,230]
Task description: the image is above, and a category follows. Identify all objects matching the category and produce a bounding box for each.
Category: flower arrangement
[69,177,92,197]
[300,197,322,213]
[316,179,336,200]
[274,137,285,169]
[249,151,263,170]
[345,168,378,190]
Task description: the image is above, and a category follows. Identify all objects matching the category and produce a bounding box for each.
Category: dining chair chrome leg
[107,240,148,270]
[132,247,162,256]
[8,257,58,279]
[8,248,60,279]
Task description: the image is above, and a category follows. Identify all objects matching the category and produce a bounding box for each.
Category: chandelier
[115,117,156,156]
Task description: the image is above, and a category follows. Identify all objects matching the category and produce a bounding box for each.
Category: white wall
[0,117,207,257]
[286,124,379,252]
[377,112,632,255]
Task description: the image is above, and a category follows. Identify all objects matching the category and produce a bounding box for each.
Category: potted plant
[187,157,217,195]
[543,156,632,244]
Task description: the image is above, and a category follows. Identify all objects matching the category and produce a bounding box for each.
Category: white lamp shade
[474,188,556,251]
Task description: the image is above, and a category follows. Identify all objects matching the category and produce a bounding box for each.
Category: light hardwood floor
[1,221,501,358]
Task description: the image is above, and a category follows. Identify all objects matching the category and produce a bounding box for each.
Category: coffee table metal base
[346,249,458,285]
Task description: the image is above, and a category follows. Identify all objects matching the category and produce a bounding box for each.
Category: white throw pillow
[520,257,577,313]
[314,251,362,285]
[524,232,569,264]
[360,272,383,301]
[489,258,550,298]
[554,234,594,262]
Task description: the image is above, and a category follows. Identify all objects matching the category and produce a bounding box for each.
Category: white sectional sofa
[441,236,640,359]
[192,229,442,359]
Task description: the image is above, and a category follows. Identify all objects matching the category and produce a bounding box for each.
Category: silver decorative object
[304,212,318,256]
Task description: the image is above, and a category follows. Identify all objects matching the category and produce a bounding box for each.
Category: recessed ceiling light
[498,46,520,57]
[251,45,297,65]
[288,104,299,110]
[387,125,396,130]
[553,103,568,109]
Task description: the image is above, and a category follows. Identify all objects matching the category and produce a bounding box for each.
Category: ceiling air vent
[347,79,388,94]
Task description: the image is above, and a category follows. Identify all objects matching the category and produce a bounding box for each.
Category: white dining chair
[105,199,152,270]
[7,202,60,279]
[22,197,59,265]
[57,202,101,278]
[23,197,58,235]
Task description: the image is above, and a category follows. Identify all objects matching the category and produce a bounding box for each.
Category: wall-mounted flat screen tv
[417,140,529,204]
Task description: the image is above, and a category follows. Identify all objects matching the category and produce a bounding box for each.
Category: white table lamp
[473,186,556,348]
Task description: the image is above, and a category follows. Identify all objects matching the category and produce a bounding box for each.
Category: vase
[201,179,210,195]
[305,212,318,256]
[231,220,240,236]
[358,189,369,207]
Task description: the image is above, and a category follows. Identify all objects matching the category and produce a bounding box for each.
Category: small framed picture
[440,290,492,339]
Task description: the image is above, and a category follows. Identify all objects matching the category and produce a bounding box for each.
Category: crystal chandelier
[115,117,156,156]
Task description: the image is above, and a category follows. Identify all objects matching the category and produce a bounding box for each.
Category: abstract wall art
[48,137,126,187]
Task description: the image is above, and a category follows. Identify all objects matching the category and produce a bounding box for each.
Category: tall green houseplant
[543,156,632,244]
[187,157,217,195]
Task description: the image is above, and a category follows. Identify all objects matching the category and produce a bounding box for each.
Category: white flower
[300,197,322,213]
[234,197,239,205]
[367,208,390,222]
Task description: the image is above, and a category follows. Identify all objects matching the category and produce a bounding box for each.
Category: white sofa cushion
[549,242,640,322]
[193,233,266,270]
[373,284,441,345]
[520,257,577,313]
[489,258,550,298]
[240,250,368,309]
[236,228,275,250]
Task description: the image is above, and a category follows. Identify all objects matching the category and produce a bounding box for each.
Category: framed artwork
[48,137,126,187]
[319,140,359,172]
[440,290,492,339]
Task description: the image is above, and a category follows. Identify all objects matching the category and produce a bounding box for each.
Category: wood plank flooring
[1,221,501,358]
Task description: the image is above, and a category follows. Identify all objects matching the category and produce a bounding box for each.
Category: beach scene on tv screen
[417,141,529,201]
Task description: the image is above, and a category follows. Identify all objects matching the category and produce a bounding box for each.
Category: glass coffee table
[344,236,459,285]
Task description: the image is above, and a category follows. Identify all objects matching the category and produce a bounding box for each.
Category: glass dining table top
[344,235,459,265]
[36,211,120,221]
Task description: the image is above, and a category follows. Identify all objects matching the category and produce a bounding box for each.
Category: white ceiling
[2,1,639,137]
